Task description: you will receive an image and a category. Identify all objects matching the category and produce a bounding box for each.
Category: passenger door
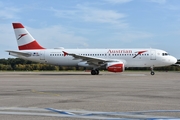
[150,50,156,60]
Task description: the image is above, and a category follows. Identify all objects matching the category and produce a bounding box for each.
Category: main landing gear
[91,69,99,75]
[150,66,155,75]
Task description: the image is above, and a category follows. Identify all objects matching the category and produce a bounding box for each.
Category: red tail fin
[12,23,45,50]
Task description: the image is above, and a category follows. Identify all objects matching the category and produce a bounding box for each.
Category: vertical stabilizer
[12,23,45,50]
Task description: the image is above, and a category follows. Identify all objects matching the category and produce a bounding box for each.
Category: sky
[0,0,180,59]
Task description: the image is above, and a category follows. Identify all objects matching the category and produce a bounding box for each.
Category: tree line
[0,58,84,71]
[0,58,180,71]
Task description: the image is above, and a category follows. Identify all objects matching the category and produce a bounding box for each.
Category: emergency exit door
[40,51,45,60]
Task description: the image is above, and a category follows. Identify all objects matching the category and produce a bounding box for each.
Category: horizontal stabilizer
[6,50,31,57]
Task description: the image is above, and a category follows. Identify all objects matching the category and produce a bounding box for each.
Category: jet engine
[106,62,124,72]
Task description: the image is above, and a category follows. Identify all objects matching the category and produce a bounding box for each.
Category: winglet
[62,51,68,56]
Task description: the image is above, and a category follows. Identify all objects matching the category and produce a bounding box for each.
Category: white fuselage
[10,48,177,68]
[9,23,178,75]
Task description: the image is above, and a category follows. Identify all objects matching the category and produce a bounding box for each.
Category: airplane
[6,23,177,75]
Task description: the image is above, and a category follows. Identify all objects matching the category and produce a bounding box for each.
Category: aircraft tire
[151,71,155,75]
[91,70,96,75]
[95,69,99,75]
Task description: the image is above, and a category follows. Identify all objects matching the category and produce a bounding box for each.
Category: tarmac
[0,71,180,119]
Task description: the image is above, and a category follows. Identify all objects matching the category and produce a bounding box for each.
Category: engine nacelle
[106,62,124,72]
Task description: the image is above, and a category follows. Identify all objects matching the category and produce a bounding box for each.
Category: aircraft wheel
[91,70,96,75]
[151,71,155,75]
[95,69,99,75]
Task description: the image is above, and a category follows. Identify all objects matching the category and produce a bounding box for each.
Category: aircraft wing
[6,50,31,57]
[63,51,121,66]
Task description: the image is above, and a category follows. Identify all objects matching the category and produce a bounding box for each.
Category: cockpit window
[162,53,170,56]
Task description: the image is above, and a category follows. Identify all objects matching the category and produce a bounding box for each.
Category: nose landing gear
[151,71,155,75]
[150,67,155,75]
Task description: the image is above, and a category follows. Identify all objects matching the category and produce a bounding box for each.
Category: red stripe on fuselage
[18,40,45,50]
[13,23,24,29]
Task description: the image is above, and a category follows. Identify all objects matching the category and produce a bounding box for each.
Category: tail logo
[17,33,27,40]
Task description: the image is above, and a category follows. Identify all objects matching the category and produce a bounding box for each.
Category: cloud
[51,8,77,19]
[0,2,20,20]
[78,5,127,26]
[0,23,16,47]
[112,31,154,42]
[104,0,132,4]
[147,0,179,11]
[52,5,128,28]
[0,23,17,59]
[27,25,89,48]
[149,0,166,4]
[165,5,180,10]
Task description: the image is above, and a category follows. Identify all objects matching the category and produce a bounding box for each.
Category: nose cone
[170,56,177,64]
